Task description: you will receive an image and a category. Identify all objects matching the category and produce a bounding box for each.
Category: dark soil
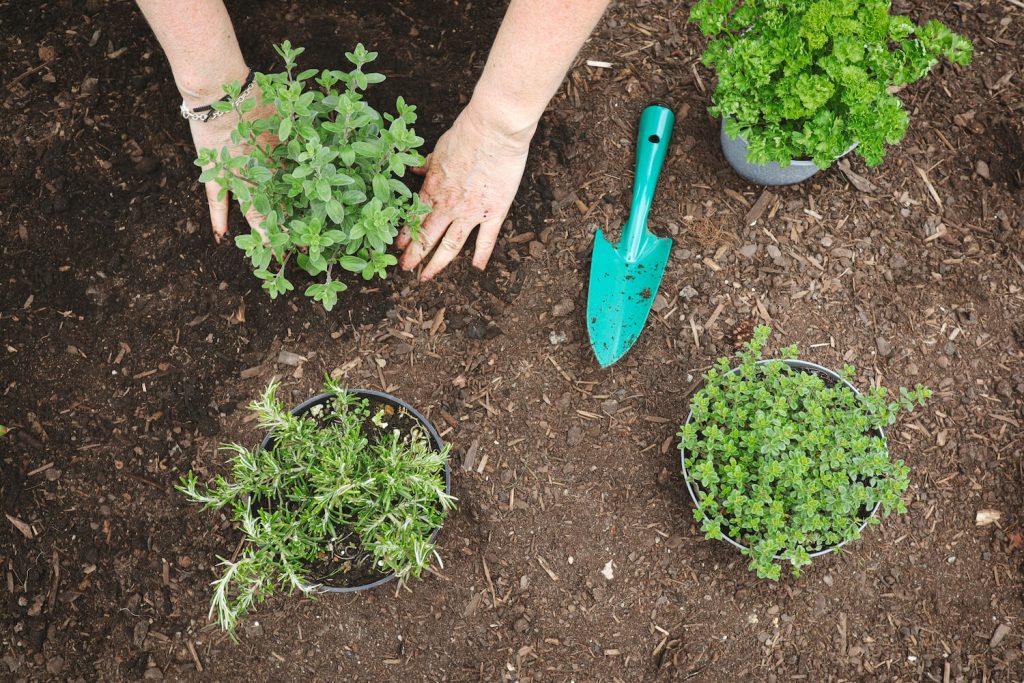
[2,0,1023,681]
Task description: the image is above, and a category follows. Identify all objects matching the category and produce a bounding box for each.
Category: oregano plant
[178,379,455,636]
[689,0,973,167]
[196,42,429,310]
[679,326,930,579]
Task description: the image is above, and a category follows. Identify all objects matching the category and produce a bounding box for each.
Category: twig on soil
[229,535,246,563]
[27,462,54,476]
[536,555,560,582]
[48,549,60,612]
[482,558,498,608]
[914,166,943,211]
[5,514,34,539]
[5,59,55,90]
[187,640,204,673]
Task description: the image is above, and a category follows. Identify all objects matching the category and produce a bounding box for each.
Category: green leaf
[253,192,272,216]
[325,199,345,224]
[339,256,367,272]
[351,141,380,157]
[315,178,332,202]
[278,117,293,141]
[371,174,391,202]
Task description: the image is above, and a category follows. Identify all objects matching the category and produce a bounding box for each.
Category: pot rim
[678,358,885,561]
[720,118,858,167]
[258,388,451,594]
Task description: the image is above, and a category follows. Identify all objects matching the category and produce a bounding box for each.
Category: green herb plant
[679,326,930,579]
[196,42,429,311]
[688,0,972,167]
[178,379,455,636]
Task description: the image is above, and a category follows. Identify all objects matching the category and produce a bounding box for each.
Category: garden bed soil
[2,0,1024,681]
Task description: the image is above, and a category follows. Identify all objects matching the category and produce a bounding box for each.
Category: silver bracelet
[179,68,256,123]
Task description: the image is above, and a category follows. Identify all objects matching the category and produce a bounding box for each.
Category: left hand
[397,101,533,281]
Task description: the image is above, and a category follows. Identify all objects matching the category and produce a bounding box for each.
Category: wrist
[464,89,540,150]
[176,62,250,109]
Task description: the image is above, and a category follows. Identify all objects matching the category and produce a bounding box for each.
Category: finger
[205,181,228,242]
[396,224,412,250]
[400,207,453,271]
[244,203,268,242]
[472,216,505,270]
[420,221,473,281]
[410,152,432,176]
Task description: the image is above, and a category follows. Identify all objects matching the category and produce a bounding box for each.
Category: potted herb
[688,0,973,185]
[678,326,930,579]
[196,42,430,310]
[178,379,455,636]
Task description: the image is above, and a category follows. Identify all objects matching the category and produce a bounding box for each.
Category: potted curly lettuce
[178,378,455,637]
[688,0,973,184]
[678,326,930,579]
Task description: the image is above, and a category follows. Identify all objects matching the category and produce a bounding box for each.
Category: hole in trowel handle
[648,134,660,143]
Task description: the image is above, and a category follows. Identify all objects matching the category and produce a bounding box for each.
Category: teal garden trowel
[586,104,675,367]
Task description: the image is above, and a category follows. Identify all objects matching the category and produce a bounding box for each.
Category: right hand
[188,88,277,242]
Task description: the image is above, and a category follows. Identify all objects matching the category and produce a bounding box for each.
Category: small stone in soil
[46,656,64,674]
[738,244,757,258]
[991,623,1011,648]
[243,621,264,638]
[134,157,159,175]
[133,620,149,648]
[465,318,488,340]
[552,298,575,317]
[875,337,892,358]
[680,286,698,300]
[549,331,568,345]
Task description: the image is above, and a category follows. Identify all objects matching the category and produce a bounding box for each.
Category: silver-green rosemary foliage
[196,41,429,311]
[178,379,455,637]
[679,326,929,580]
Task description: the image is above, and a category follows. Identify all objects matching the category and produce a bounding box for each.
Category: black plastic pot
[259,388,451,593]
[679,359,885,561]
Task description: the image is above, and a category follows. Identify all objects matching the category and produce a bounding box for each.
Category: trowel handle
[623,105,675,260]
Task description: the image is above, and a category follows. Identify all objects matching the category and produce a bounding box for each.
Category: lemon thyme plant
[196,42,429,311]
[178,379,455,636]
[688,0,973,167]
[679,326,930,579]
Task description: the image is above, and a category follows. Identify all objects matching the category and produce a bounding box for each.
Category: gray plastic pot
[720,119,856,186]
[260,388,451,593]
[679,359,884,562]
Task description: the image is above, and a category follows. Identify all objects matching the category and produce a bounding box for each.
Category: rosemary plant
[178,379,455,636]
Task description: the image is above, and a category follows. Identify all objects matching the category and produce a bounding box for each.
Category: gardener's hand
[397,101,533,281]
[188,91,277,242]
